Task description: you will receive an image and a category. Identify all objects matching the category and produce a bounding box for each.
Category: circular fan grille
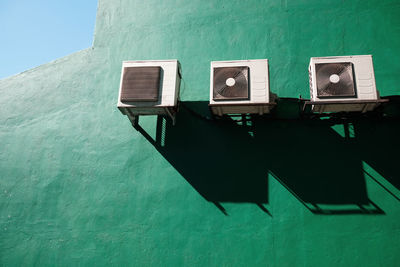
[213,66,249,100]
[315,62,356,98]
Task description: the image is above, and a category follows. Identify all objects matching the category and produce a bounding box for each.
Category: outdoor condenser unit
[209,59,275,116]
[308,55,383,113]
[117,60,181,125]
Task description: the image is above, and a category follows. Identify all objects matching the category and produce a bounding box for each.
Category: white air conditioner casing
[209,59,275,116]
[117,60,180,124]
[309,55,380,113]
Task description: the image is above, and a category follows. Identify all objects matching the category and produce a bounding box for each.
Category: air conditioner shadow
[133,101,384,215]
[135,101,270,215]
[252,115,385,215]
[353,118,400,201]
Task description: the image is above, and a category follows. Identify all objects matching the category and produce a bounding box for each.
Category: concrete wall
[1,0,400,266]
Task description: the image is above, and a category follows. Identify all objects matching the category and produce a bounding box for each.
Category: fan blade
[213,66,249,100]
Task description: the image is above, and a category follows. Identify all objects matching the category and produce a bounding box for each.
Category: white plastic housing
[117,60,180,116]
[309,55,379,112]
[209,59,274,116]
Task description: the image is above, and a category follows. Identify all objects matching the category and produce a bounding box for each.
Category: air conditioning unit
[308,55,382,113]
[209,59,275,116]
[117,60,180,125]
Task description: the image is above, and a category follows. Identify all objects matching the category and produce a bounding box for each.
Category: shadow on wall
[132,100,400,215]
[354,119,400,200]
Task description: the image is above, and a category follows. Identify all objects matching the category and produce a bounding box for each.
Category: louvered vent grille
[309,65,313,97]
[120,66,161,102]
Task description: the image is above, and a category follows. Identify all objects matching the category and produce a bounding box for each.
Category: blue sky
[0,0,98,79]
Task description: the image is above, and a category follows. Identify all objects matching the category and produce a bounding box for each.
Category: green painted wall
[1,0,400,266]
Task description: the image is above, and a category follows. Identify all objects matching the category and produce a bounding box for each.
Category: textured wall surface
[1,0,400,266]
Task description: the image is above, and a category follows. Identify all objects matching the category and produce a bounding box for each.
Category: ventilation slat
[121,66,161,102]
